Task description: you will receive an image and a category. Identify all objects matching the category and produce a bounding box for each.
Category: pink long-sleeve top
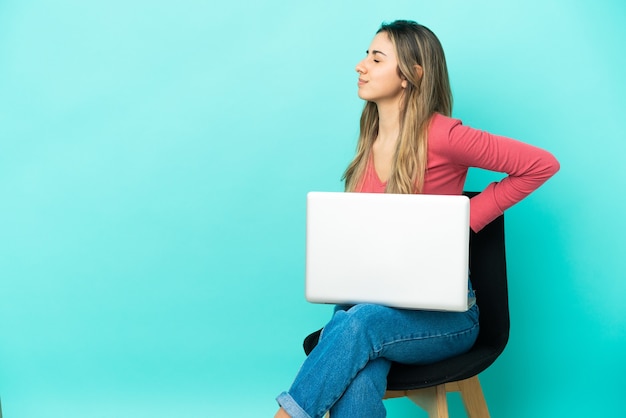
[356,113,560,232]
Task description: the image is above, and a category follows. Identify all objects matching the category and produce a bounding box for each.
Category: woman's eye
[373,59,380,63]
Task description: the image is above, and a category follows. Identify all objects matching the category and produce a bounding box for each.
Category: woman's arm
[445,121,560,232]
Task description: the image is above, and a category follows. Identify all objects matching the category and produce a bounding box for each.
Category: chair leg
[405,385,449,418]
[384,376,490,417]
[456,376,490,418]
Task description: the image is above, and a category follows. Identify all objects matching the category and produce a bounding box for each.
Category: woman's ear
[414,64,424,80]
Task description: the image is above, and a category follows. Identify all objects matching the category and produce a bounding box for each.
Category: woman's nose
[355,60,366,74]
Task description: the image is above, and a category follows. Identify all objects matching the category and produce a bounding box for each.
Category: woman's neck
[376,102,401,144]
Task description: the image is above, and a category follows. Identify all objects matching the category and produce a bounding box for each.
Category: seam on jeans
[374,321,480,355]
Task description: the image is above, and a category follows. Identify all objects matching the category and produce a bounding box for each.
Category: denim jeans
[276,289,479,418]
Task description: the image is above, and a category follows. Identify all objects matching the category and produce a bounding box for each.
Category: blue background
[1,0,624,416]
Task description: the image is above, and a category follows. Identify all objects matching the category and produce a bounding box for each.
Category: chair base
[384,376,490,418]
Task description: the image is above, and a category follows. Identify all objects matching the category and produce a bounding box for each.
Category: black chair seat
[304,329,505,391]
[385,343,504,391]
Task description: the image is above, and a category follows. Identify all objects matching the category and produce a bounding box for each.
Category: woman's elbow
[546,152,561,177]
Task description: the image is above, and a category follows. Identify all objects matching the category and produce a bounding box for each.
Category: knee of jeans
[348,304,389,324]
[320,308,348,340]
[333,304,385,345]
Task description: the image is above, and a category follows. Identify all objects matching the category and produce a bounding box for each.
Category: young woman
[274,20,559,418]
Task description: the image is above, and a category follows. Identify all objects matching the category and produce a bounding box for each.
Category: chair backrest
[465,192,509,353]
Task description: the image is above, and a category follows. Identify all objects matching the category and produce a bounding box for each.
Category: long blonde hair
[343,20,453,194]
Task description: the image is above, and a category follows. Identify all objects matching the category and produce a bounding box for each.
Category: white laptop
[305,192,471,312]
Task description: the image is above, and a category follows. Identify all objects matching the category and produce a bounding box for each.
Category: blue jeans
[276,293,479,417]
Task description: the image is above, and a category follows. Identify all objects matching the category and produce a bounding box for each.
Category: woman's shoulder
[428,113,465,146]
[429,113,462,133]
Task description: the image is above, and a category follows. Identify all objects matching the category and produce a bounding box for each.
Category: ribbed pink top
[356,113,560,232]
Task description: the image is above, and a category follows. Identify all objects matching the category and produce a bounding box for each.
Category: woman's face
[355,32,406,106]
